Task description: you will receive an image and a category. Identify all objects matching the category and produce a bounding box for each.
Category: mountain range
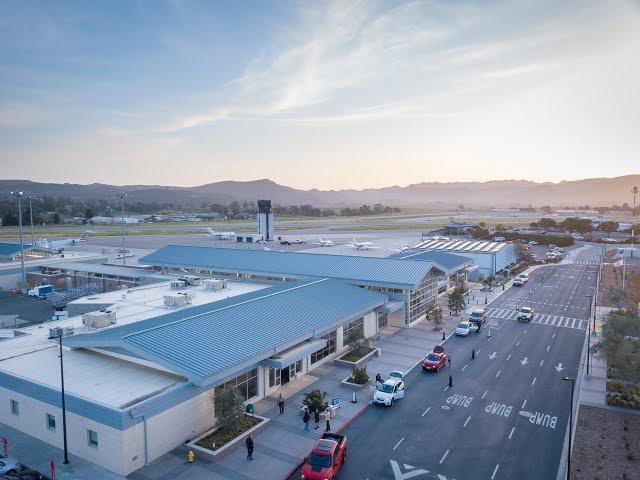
[1,175,638,208]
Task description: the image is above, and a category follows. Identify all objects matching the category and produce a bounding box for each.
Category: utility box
[203,279,227,292]
[82,310,117,329]
[164,292,193,308]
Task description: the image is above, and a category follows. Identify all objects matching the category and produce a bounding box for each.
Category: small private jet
[35,231,91,250]
[204,228,236,239]
[313,238,335,247]
[347,238,378,250]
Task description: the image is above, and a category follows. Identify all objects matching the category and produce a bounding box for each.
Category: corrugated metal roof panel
[388,250,474,272]
[139,245,433,290]
[66,279,388,384]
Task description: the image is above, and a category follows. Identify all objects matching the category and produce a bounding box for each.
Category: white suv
[513,273,529,286]
[373,378,405,406]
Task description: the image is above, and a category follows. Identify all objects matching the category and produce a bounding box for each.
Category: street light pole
[117,193,127,266]
[562,376,575,480]
[49,334,70,464]
[27,195,35,246]
[10,191,26,294]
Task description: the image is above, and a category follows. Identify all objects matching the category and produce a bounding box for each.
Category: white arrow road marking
[521,357,528,365]
[389,460,430,479]
[555,363,564,372]
[489,352,497,359]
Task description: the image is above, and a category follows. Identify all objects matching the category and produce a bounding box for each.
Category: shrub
[303,389,328,413]
[349,365,369,385]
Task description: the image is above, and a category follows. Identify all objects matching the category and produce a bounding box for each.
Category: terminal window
[46,413,56,430]
[10,399,19,415]
[88,429,99,448]
[311,331,336,364]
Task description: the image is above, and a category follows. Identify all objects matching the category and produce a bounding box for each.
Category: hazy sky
[1,0,639,190]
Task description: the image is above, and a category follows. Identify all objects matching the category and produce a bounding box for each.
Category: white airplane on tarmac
[347,238,379,250]
[35,231,92,250]
[204,228,236,239]
[313,237,335,247]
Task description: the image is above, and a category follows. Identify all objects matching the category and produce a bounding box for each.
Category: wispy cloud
[0,104,44,128]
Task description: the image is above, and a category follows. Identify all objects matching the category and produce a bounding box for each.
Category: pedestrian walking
[314,408,320,429]
[375,372,382,384]
[447,354,452,367]
[245,435,254,461]
[324,408,331,432]
[303,410,310,431]
[277,393,285,415]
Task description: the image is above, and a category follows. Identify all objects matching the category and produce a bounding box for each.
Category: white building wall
[0,386,126,476]
[363,312,377,338]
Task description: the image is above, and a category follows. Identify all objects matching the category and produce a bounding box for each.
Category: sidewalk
[129,309,466,480]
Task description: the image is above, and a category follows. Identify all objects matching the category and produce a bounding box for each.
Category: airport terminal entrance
[281,360,303,385]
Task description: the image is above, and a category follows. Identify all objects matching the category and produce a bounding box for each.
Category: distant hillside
[1,175,638,208]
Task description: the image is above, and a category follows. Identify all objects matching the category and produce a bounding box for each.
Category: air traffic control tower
[258,200,274,241]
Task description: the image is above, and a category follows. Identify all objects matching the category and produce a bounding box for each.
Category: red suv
[422,345,447,372]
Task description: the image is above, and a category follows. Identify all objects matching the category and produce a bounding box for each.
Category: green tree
[425,304,444,330]
[595,311,640,386]
[448,287,466,315]
[214,387,245,432]
[349,365,369,385]
[598,221,619,235]
[84,208,94,220]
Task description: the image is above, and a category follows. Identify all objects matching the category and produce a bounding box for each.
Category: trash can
[246,404,255,414]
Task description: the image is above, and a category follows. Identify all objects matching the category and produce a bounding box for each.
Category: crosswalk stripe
[544,315,551,324]
[570,318,577,328]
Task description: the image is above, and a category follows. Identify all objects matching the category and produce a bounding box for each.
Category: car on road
[517,306,534,322]
[292,239,306,244]
[389,370,404,380]
[493,236,506,242]
[468,307,486,326]
[256,239,268,244]
[280,240,293,245]
[571,233,583,240]
[422,347,447,372]
[373,378,405,406]
[0,458,23,476]
[455,321,479,336]
[300,433,347,480]
[513,273,529,286]
[528,240,539,245]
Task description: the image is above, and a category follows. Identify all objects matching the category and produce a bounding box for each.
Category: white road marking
[532,377,537,385]
[539,360,544,367]
[463,416,471,428]
[421,406,431,417]
[495,370,502,378]
[439,449,450,464]
[482,390,488,399]
[521,399,527,409]
[393,437,405,450]
[509,427,515,439]
[552,333,556,339]
[546,345,550,351]
[506,354,511,360]
[516,341,520,347]
[461,364,468,371]
[444,385,450,392]
[491,464,500,479]
[524,329,528,334]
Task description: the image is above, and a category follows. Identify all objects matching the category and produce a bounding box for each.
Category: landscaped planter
[340,377,370,390]
[187,413,269,461]
[334,347,380,367]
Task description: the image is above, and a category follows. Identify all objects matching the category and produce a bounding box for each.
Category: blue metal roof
[0,242,33,257]
[140,245,436,290]
[387,249,474,273]
[65,279,387,386]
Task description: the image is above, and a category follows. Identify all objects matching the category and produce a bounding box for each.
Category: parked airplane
[204,228,236,239]
[313,238,335,247]
[347,238,378,250]
[35,231,91,250]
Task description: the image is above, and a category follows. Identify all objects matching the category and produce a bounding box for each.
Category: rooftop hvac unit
[203,279,227,292]
[170,280,185,290]
[48,326,75,338]
[82,310,117,329]
[178,275,201,286]
[163,293,193,308]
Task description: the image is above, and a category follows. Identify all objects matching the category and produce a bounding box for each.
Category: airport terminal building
[0,246,460,475]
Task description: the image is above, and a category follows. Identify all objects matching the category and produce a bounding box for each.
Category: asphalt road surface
[292,246,599,480]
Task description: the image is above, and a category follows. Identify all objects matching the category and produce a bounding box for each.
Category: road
[293,246,599,480]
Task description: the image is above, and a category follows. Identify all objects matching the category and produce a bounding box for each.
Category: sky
[0,0,639,190]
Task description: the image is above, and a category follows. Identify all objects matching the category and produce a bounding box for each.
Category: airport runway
[290,247,599,480]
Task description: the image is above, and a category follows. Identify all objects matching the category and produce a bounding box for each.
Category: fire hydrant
[187,450,195,463]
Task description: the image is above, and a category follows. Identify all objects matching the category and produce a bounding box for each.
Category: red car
[300,433,347,480]
[422,345,447,372]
